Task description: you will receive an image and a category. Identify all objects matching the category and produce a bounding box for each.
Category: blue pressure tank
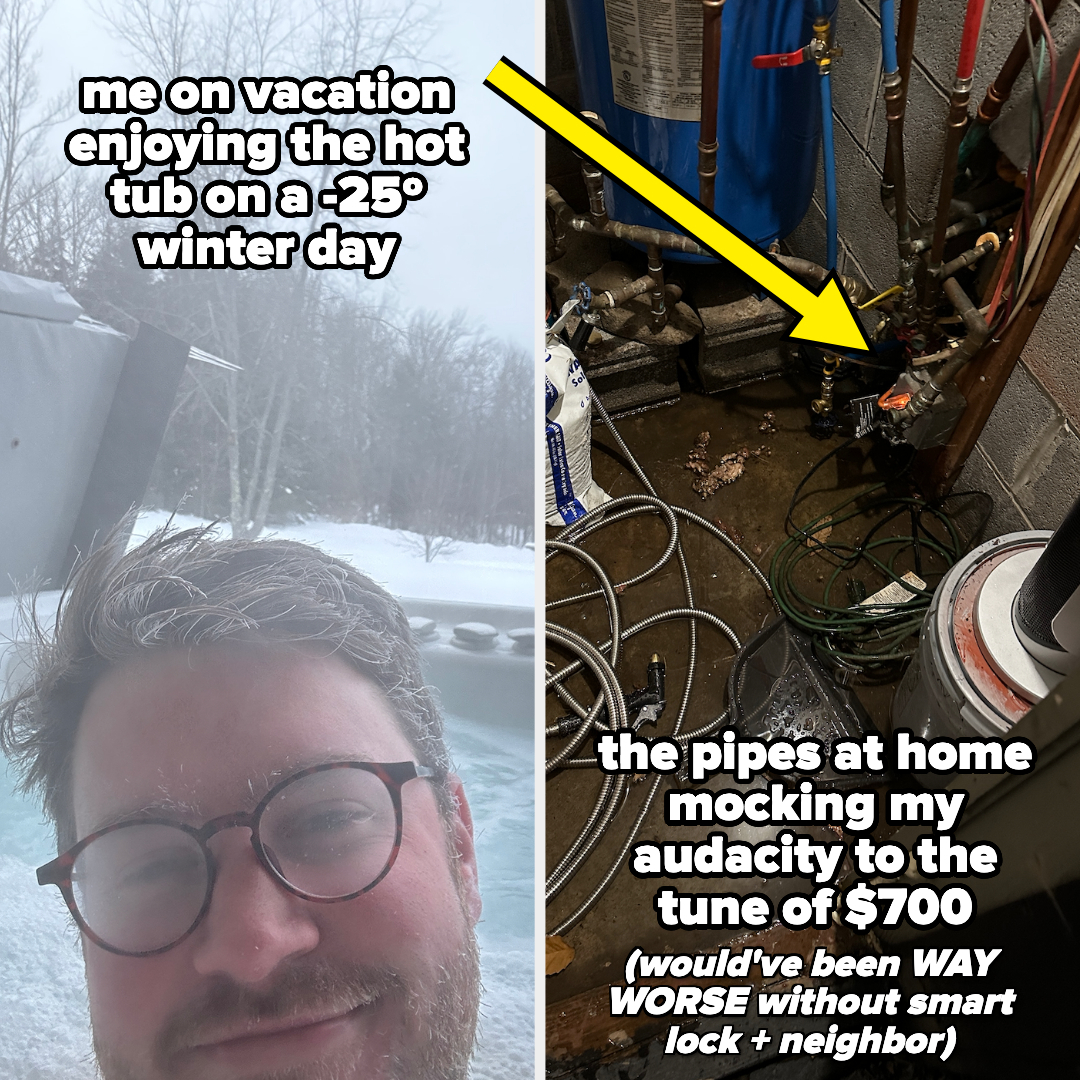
[564,0,836,257]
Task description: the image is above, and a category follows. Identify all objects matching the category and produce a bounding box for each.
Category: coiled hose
[545,393,777,936]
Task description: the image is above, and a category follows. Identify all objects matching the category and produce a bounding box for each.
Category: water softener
[563,0,836,254]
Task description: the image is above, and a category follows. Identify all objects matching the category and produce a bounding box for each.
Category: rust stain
[951,547,1036,723]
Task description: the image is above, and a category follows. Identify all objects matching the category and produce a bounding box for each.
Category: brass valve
[811,356,839,415]
[809,19,843,67]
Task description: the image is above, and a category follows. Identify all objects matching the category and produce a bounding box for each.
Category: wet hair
[0,523,452,850]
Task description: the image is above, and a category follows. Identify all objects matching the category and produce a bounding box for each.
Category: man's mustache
[154,961,401,1061]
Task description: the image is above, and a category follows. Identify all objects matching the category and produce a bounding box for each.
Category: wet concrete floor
[544,371,959,1006]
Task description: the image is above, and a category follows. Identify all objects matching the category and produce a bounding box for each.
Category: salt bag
[544,338,611,526]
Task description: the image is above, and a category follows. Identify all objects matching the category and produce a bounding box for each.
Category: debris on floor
[546,934,575,975]
[685,431,772,498]
[712,518,744,545]
[805,514,834,547]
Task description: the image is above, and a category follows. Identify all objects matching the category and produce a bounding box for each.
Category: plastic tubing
[813,0,838,271]
[820,61,839,270]
[956,0,987,82]
[880,0,899,75]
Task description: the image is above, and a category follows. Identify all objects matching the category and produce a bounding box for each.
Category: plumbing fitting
[647,243,668,332]
[909,201,1019,254]
[900,277,988,421]
[589,275,684,313]
[751,25,843,68]
[577,111,609,228]
[811,355,839,416]
[590,274,653,310]
[931,233,999,280]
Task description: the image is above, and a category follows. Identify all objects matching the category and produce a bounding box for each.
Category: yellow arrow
[485,57,871,355]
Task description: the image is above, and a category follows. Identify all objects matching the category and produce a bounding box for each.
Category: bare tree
[0,0,65,270]
[0,0,533,548]
[76,0,436,538]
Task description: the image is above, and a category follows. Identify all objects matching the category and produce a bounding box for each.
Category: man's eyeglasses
[36,761,436,957]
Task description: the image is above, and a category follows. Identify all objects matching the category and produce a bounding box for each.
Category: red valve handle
[752,48,807,69]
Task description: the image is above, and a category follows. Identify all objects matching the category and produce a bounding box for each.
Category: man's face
[69,646,481,1080]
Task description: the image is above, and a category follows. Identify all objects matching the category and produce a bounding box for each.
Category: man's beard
[92,929,481,1080]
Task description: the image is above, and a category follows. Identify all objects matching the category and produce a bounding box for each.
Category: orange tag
[878,387,911,411]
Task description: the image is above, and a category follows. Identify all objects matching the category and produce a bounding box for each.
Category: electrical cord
[769,438,991,671]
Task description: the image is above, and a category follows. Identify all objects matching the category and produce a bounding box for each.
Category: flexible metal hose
[545,623,628,773]
[671,504,777,608]
[546,772,623,899]
[545,540,623,671]
[549,771,665,935]
[546,388,784,935]
[546,606,741,738]
[547,496,679,607]
[546,772,626,901]
[545,396,700,931]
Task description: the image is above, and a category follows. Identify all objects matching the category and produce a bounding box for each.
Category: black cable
[771,439,990,672]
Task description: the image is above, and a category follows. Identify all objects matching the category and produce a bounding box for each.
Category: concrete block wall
[787,0,1080,537]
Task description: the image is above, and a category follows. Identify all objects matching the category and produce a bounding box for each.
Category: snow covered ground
[0,514,535,1078]
[132,510,536,608]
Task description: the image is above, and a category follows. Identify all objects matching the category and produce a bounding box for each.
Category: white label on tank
[603,0,704,122]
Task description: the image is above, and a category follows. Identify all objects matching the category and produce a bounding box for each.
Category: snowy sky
[33,0,539,347]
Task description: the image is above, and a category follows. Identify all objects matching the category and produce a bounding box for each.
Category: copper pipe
[884,68,916,322]
[545,185,873,305]
[881,0,919,204]
[772,254,871,305]
[882,0,920,323]
[932,237,997,280]
[919,77,974,331]
[909,200,1020,252]
[915,72,1080,496]
[589,275,683,311]
[591,274,653,310]
[975,0,1063,127]
[547,184,708,253]
[697,0,725,210]
[920,0,989,330]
